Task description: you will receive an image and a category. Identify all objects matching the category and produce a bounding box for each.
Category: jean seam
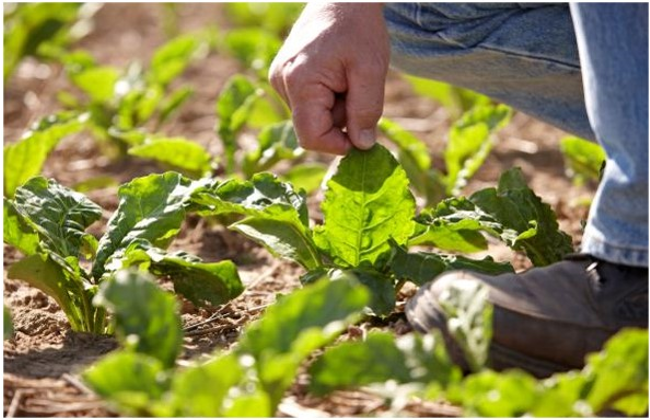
[475,44,581,71]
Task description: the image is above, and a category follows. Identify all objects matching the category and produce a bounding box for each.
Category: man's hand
[269,3,389,155]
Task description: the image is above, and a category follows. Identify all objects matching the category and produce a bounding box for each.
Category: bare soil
[3,4,595,417]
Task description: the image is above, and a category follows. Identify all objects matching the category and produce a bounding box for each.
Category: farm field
[4,3,647,418]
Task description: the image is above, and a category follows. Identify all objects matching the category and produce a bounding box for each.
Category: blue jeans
[384,3,648,267]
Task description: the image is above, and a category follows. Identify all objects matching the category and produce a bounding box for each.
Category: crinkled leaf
[4,198,39,256]
[231,206,321,270]
[4,111,87,197]
[71,66,120,103]
[92,172,194,280]
[93,270,182,367]
[190,172,308,225]
[243,120,302,177]
[150,34,201,87]
[12,177,102,259]
[83,351,168,416]
[114,243,244,307]
[445,104,511,195]
[328,268,396,316]
[315,144,415,268]
[438,280,493,372]
[128,137,212,178]
[237,277,370,407]
[469,168,573,266]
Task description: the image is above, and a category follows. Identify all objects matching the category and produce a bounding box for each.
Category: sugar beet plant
[4,172,244,333]
[189,143,573,315]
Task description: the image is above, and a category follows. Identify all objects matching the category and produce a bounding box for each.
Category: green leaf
[169,353,245,417]
[446,369,539,417]
[4,198,40,256]
[309,332,412,395]
[223,28,281,74]
[115,244,244,307]
[237,277,370,408]
[281,162,328,195]
[7,253,85,331]
[242,120,302,177]
[4,306,14,340]
[409,221,488,253]
[128,137,212,178]
[327,269,396,316]
[71,66,120,103]
[12,177,102,259]
[445,104,511,195]
[150,34,201,87]
[560,136,606,183]
[389,243,512,286]
[469,168,574,266]
[315,144,416,268]
[216,75,262,172]
[404,75,492,117]
[92,172,194,280]
[93,270,182,367]
[83,351,168,416]
[231,206,322,270]
[438,280,493,372]
[191,172,308,224]
[157,86,194,125]
[4,112,87,197]
[584,328,648,415]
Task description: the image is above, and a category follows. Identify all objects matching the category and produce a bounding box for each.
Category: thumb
[345,66,386,150]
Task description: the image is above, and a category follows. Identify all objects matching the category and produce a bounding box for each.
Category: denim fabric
[384,3,648,267]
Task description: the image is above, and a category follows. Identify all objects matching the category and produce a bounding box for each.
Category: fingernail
[359,129,375,149]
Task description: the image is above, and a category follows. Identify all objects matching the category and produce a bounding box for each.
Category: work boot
[405,254,648,377]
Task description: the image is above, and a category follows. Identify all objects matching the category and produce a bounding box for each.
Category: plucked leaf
[12,177,102,259]
[128,137,212,178]
[315,144,416,268]
[93,270,183,367]
[92,172,194,279]
[4,112,87,197]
